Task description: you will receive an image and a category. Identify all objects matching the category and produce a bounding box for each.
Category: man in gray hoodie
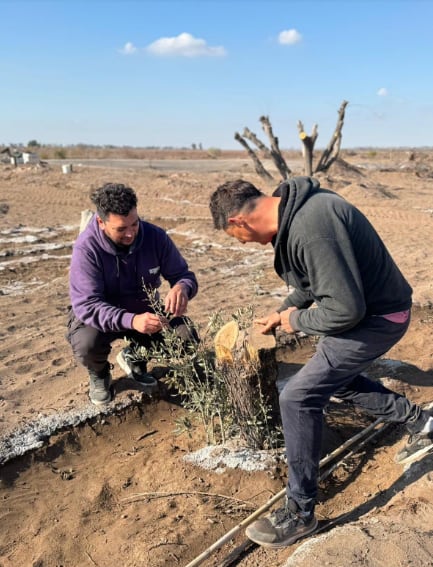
[209,177,433,548]
[67,182,198,405]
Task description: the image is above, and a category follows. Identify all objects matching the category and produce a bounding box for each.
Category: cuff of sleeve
[289,310,301,331]
[121,312,135,330]
[177,279,194,299]
[277,301,294,313]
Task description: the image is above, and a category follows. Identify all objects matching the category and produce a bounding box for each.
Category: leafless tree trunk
[259,115,292,179]
[315,100,348,172]
[241,128,272,159]
[235,100,349,179]
[297,121,318,176]
[234,133,273,180]
[234,117,292,181]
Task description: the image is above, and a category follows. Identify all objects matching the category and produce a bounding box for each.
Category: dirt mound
[285,461,433,567]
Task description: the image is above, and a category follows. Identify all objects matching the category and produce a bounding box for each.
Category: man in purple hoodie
[67,182,198,405]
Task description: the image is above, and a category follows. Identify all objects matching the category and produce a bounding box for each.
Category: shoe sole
[245,518,318,549]
[89,395,112,406]
[394,442,433,465]
[116,351,158,389]
[89,384,113,406]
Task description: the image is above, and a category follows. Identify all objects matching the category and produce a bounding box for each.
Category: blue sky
[1,0,433,149]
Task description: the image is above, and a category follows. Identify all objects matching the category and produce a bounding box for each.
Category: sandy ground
[1,150,433,566]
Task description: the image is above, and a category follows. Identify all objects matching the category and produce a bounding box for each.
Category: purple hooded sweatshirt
[69,215,198,332]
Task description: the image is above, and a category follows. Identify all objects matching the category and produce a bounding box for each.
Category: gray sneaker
[89,366,112,406]
[116,348,158,389]
[245,499,318,548]
[394,431,433,465]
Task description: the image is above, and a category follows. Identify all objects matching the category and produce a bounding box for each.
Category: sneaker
[394,431,433,465]
[89,365,112,406]
[245,499,318,548]
[116,348,158,389]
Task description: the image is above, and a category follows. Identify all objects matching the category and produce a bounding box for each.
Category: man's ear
[96,215,104,228]
[228,214,244,226]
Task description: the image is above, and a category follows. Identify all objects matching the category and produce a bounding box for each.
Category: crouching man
[67,182,198,405]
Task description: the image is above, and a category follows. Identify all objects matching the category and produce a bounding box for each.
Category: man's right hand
[132,312,169,334]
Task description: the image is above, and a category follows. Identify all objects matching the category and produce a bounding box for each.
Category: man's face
[225,219,273,245]
[97,208,140,247]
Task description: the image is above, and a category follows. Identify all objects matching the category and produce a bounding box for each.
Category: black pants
[66,309,198,373]
[278,314,420,516]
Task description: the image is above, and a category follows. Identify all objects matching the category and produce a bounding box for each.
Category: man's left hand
[164,283,189,317]
[254,306,298,334]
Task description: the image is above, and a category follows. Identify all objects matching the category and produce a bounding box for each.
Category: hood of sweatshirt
[272,176,321,254]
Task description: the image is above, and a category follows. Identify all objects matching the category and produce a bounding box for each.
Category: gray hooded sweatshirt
[272,177,412,336]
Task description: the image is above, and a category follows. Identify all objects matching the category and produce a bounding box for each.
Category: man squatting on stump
[67,183,198,405]
[209,176,433,548]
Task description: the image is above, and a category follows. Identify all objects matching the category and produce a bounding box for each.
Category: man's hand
[279,307,298,334]
[132,312,168,334]
[254,311,281,334]
[254,307,298,334]
[164,283,189,317]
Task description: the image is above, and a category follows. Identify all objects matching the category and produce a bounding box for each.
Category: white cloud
[278,29,302,45]
[146,32,226,57]
[119,42,138,55]
[377,87,389,96]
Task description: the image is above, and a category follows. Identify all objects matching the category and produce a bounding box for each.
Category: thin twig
[148,541,187,551]
[120,491,254,506]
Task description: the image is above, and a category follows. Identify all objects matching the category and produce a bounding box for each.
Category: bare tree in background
[235,100,348,181]
[297,121,318,177]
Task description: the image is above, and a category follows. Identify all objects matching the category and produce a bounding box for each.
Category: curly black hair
[90,183,137,220]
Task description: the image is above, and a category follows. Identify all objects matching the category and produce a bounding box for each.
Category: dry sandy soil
[1,149,433,567]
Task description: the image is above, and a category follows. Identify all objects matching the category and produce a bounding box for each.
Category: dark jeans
[279,314,419,516]
[66,309,198,374]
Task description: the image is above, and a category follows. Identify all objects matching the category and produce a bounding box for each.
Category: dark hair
[90,183,137,220]
[209,179,263,229]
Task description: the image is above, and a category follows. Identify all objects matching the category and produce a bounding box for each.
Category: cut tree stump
[214,321,280,447]
[214,320,239,364]
[243,324,280,426]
